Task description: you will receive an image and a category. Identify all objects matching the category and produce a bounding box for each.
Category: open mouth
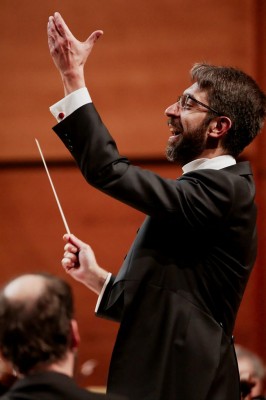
[167,127,182,145]
[167,120,182,136]
[169,125,182,136]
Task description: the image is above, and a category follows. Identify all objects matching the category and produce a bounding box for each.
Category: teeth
[170,129,180,136]
[169,123,182,136]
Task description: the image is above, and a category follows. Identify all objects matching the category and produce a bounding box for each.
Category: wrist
[61,69,86,95]
[95,268,110,294]
[83,268,109,295]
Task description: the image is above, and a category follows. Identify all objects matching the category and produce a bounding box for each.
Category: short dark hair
[0,273,74,375]
[191,63,266,157]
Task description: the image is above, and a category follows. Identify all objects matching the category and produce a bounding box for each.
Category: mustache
[167,118,174,126]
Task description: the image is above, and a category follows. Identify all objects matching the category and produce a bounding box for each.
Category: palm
[48,12,103,76]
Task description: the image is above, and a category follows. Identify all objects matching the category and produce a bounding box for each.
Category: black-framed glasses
[177,94,220,115]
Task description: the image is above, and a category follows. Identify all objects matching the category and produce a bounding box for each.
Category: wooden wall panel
[0,0,266,387]
[0,0,262,160]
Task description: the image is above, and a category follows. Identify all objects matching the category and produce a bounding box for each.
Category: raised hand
[47,12,103,94]
[62,233,109,295]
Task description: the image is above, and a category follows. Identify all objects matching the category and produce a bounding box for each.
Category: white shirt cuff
[95,272,112,313]
[49,87,92,122]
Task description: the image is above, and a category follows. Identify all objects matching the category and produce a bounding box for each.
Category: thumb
[85,30,104,46]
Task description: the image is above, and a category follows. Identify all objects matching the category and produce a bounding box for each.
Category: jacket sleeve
[53,103,241,231]
[95,275,126,322]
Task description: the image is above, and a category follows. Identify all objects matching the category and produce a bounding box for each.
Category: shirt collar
[182,155,236,174]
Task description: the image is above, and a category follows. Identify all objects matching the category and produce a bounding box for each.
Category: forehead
[183,82,208,102]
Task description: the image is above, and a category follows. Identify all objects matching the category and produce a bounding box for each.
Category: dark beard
[165,118,210,166]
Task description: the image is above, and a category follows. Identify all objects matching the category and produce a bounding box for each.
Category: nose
[165,102,180,117]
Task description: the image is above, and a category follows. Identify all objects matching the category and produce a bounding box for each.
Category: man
[0,273,125,400]
[236,344,266,400]
[47,12,266,400]
[0,359,17,395]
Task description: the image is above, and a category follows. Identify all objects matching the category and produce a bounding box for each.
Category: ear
[207,116,232,139]
[70,319,80,350]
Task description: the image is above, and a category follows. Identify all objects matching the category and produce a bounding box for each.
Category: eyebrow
[184,92,202,102]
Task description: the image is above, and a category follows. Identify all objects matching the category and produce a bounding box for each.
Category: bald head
[4,274,47,303]
[0,273,74,375]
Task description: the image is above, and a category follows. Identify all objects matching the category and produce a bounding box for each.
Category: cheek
[182,114,208,134]
[180,117,196,135]
[181,113,197,129]
[180,115,188,131]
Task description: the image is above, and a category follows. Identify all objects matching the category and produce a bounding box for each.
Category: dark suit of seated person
[0,273,126,400]
[0,358,17,395]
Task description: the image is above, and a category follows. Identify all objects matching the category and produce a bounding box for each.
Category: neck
[23,351,75,378]
[46,351,74,377]
[198,147,226,160]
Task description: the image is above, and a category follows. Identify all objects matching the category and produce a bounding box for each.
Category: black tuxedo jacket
[53,103,257,400]
[0,371,125,400]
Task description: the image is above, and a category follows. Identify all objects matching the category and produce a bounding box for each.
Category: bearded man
[47,12,266,400]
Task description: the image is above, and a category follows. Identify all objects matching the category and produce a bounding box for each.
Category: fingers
[64,242,78,254]
[53,12,73,38]
[47,12,72,56]
[63,233,71,243]
[62,233,87,272]
[61,234,79,271]
[49,12,103,44]
[47,16,56,50]
[47,15,63,55]
[63,233,87,251]
[62,245,79,270]
[62,257,76,270]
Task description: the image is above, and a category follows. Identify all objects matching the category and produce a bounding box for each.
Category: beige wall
[1,0,266,386]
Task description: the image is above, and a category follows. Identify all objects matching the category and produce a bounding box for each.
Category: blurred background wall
[1,0,266,388]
